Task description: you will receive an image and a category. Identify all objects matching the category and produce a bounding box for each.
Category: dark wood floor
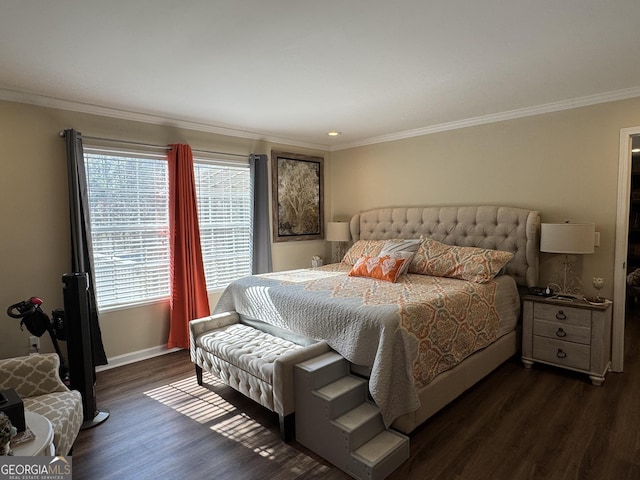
[72,314,640,480]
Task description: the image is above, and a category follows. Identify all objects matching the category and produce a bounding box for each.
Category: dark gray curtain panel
[64,129,108,366]
[250,154,272,274]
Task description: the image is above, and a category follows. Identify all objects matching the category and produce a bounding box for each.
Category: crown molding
[330,86,640,151]
[0,88,331,152]
[2,85,639,153]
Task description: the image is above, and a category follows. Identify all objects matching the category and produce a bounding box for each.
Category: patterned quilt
[214,263,511,427]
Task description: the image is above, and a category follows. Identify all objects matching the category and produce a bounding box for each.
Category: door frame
[613,126,640,371]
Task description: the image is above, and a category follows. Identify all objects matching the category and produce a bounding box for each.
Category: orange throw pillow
[348,255,409,283]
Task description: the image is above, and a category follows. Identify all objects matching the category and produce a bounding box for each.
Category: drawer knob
[556,328,567,338]
[555,310,567,320]
[556,349,567,359]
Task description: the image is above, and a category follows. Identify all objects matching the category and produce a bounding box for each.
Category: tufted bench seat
[190,311,330,440]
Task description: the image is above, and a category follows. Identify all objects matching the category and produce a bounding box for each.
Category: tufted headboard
[349,206,540,287]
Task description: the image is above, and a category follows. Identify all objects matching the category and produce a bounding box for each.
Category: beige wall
[0,100,329,360]
[2,96,639,364]
[329,98,640,298]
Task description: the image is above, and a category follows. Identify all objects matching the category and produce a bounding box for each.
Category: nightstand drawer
[533,336,590,371]
[533,319,591,345]
[533,303,591,327]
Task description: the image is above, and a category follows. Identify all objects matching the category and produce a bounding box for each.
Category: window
[84,148,170,309]
[83,147,251,310]
[194,161,252,289]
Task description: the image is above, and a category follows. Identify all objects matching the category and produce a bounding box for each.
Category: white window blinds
[194,161,252,289]
[84,148,170,309]
[83,147,252,310]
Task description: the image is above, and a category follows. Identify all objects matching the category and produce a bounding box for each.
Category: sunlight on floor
[211,412,279,460]
[144,375,235,423]
[143,372,331,477]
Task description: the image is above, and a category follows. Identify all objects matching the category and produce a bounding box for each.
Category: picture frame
[271,151,324,242]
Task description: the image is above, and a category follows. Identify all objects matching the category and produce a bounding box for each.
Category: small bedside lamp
[326,222,351,263]
[540,222,595,298]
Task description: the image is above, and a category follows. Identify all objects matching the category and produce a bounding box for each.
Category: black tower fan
[63,272,109,429]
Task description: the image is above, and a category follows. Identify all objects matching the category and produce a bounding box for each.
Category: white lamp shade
[326,222,351,242]
[540,223,595,254]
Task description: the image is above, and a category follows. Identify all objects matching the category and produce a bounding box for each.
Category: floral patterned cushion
[348,254,411,283]
[342,240,387,265]
[409,237,514,283]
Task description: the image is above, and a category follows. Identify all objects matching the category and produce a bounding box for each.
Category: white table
[11,411,54,456]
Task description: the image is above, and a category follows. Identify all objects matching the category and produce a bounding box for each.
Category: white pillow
[379,239,421,276]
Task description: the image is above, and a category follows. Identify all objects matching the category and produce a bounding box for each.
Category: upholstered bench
[189,311,330,440]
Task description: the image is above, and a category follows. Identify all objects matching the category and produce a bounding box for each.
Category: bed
[210,205,540,433]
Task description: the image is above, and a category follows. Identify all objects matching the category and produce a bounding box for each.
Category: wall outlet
[29,335,40,354]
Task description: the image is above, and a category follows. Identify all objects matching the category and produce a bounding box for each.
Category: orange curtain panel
[167,144,210,348]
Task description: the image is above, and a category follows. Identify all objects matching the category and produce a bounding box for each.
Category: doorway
[626,137,640,291]
[613,129,640,372]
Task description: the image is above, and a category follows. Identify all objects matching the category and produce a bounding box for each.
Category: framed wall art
[271,151,324,242]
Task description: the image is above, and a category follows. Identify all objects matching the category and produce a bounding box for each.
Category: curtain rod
[58,131,250,158]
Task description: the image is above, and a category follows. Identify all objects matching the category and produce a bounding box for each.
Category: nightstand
[521,295,612,385]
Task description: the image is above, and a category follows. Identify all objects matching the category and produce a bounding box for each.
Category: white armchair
[0,353,83,455]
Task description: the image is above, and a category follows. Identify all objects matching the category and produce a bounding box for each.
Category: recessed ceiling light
[632,148,640,153]
[327,131,342,137]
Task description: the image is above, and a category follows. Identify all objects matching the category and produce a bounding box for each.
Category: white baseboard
[96,345,183,372]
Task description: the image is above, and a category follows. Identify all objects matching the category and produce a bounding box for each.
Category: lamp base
[333,242,347,263]
[548,254,584,299]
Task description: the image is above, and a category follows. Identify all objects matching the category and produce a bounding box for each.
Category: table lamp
[326,221,351,263]
[540,222,595,298]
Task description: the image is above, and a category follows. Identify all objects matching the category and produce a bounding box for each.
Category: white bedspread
[213,265,513,426]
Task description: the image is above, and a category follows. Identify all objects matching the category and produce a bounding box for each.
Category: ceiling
[2,1,640,150]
